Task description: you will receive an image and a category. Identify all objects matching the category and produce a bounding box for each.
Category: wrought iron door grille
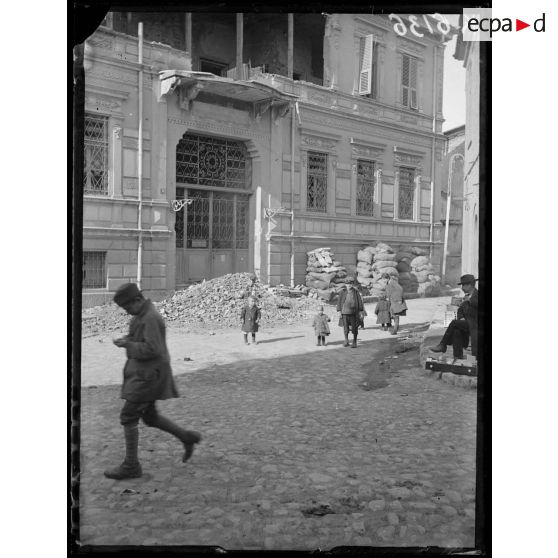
[356,160,375,216]
[84,114,109,195]
[185,191,210,248]
[307,152,328,212]
[398,167,415,220]
[212,193,234,249]
[176,134,248,189]
[82,251,106,288]
[236,196,249,249]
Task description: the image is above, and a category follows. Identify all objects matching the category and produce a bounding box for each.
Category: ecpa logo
[463,8,546,41]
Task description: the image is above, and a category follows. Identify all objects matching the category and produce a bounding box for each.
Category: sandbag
[357,250,374,265]
[398,272,412,281]
[357,276,374,286]
[308,271,336,283]
[357,270,374,279]
[415,264,435,273]
[382,267,399,277]
[411,256,429,268]
[333,260,342,267]
[372,260,397,270]
[306,266,321,273]
[306,279,330,290]
[363,246,377,255]
[336,270,347,278]
[374,252,397,262]
[417,283,435,296]
[411,246,429,256]
[411,270,430,283]
[375,242,394,253]
[357,261,373,270]
[397,261,412,273]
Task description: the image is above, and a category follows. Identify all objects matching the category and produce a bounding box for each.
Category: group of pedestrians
[103,271,478,480]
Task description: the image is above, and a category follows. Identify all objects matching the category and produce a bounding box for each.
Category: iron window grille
[84,113,109,195]
[398,167,415,220]
[176,134,248,190]
[401,54,418,110]
[356,160,375,216]
[306,151,328,212]
[82,251,107,289]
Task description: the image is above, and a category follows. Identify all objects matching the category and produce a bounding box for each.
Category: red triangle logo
[516,19,530,31]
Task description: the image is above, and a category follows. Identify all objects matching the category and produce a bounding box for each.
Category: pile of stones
[81,273,324,337]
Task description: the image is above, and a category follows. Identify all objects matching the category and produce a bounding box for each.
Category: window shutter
[401,55,410,105]
[359,34,374,95]
[409,57,418,109]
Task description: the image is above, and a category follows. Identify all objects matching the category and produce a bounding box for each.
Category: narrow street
[78,297,476,549]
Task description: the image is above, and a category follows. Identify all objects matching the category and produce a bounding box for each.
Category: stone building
[454,21,479,278]
[81,12,454,306]
[441,124,465,285]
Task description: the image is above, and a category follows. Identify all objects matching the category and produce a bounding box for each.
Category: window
[82,252,107,289]
[356,160,375,216]
[358,34,378,98]
[398,167,415,220]
[176,134,248,189]
[84,113,109,195]
[306,152,328,212]
[401,54,418,110]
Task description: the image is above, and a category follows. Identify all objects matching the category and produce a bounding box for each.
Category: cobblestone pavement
[78,296,476,549]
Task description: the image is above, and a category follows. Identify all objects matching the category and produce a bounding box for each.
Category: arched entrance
[174,132,252,285]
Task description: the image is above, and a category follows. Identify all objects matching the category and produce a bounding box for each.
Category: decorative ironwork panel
[306,151,328,212]
[84,114,109,195]
[356,160,375,216]
[186,190,210,249]
[212,193,234,249]
[82,251,106,289]
[236,196,250,249]
[176,134,247,189]
[398,167,415,220]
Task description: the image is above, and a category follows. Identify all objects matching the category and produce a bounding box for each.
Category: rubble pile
[305,248,350,301]
[81,273,324,337]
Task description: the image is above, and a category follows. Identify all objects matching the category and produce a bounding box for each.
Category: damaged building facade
[82,12,453,306]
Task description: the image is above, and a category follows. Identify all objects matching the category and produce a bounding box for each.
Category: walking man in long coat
[104,283,201,480]
[337,277,365,348]
[430,274,479,360]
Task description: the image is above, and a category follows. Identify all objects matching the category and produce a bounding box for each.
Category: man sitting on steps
[429,274,479,362]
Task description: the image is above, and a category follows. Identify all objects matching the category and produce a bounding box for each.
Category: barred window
[176,134,248,189]
[306,151,328,212]
[398,167,415,220]
[84,113,109,195]
[356,160,375,216]
[82,252,107,289]
[401,54,418,110]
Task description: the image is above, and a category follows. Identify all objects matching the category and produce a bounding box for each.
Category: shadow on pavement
[256,335,305,344]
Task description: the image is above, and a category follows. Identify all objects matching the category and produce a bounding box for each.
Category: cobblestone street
[78,297,477,549]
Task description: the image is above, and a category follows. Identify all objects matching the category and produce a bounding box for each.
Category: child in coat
[312,305,331,346]
[240,297,261,345]
[374,294,392,331]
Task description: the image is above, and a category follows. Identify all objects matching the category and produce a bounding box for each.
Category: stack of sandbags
[394,247,418,293]
[369,242,398,297]
[405,246,441,296]
[356,246,377,288]
[306,247,348,300]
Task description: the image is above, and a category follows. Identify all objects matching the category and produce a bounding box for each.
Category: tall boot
[104,424,142,479]
[147,414,201,463]
[343,335,350,347]
[351,336,357,348]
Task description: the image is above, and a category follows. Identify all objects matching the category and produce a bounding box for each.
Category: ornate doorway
[174,133,251,285]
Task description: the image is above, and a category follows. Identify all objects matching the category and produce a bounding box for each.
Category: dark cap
[113,283,141,306]
[457,274,478,286]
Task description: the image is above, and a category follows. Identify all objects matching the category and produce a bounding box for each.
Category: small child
[374,294,392,331]
[240,296,261,345]
[312,305,331,346]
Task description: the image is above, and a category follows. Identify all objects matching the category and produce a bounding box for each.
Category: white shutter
[359,34,374,95]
